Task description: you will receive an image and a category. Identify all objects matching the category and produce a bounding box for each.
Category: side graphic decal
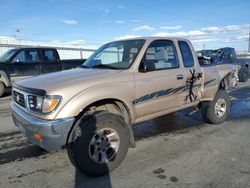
[133,78,216,106]
[185,69,202,102]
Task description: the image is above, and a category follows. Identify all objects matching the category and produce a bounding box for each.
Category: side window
[14,50,40,63]
[14,51,25,62]
[42,50,57,62]
[178,41,194,67]
[142,40,179,70]
[27,50,40,62]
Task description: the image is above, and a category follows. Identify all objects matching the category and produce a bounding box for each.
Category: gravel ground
[0,82,250,188]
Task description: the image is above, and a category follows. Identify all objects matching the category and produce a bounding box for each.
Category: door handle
[176,74,184,80]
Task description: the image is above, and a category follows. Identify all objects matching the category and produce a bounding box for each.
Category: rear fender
[201,64,236,101]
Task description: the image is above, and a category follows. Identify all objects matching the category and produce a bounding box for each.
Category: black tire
[67,111,130,177]
[201,90,231,124]
[0,81,5,97]
[239,67,249,82]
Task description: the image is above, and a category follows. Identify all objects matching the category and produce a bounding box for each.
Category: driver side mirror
[12,57,20,63]
[140,61,155,72]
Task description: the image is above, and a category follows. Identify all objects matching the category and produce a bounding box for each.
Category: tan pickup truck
[10,37,238,177]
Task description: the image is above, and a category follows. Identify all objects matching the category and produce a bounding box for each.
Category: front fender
[55,82,136,122]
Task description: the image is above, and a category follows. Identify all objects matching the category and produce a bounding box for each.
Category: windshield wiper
[90,64,120,70]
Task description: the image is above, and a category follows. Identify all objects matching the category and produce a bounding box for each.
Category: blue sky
[0,0,249,50]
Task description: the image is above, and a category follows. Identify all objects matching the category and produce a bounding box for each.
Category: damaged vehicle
[197,47,249,82]
[10,37,238,177]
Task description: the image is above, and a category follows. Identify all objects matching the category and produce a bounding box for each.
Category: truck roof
[114,36,190,42]
[11,47,57,51]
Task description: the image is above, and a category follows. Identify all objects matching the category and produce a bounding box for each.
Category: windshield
[83,39,145,69]
[0,49,17,62]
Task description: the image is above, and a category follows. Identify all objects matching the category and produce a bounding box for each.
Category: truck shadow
[72,114,112,188]
[0,144,46,165]
[0,131,47,165]
[133,110,204,141]
[74,169,112,188]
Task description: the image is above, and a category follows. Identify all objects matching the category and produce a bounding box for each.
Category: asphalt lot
[0,82,250,188]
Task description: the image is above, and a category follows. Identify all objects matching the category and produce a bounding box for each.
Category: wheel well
[76,99,132,125]
[67,99,136,147]
[219,75,230,90]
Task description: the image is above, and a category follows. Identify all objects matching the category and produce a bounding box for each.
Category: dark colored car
[197,47,249,82]
[196,49,214,57]
[0,47,86,97]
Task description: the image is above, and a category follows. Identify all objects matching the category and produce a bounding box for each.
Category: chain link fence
[0,39,249,59]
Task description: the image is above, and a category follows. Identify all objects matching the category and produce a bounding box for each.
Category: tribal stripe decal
[204,79,216,86]
[132,79,216,105]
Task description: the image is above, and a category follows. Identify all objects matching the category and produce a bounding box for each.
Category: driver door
[10,49,40,83]
[134,40,182,118]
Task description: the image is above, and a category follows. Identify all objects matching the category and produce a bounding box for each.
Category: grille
[13,91,25,108]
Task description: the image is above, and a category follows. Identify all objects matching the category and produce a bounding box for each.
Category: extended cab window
[178,41,194,67]
[14,50,40,63]
[42,50,57,62]
[142,40,179,70]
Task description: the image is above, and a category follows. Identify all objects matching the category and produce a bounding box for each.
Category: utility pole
[203,44,206,50]
[14,28,20,39]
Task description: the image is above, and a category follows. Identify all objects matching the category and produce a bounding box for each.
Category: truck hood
[16,68,130,95]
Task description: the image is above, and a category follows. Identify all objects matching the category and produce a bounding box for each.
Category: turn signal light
[33,132,43,141]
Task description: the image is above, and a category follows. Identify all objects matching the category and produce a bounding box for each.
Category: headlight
[42,97,61,113]
[27,95,62,114]
[28,95,43,112]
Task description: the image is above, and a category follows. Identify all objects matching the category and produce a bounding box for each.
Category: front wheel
[201,90,231,124]
[67,111,130,177]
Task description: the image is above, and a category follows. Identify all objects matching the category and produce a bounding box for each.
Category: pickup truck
[10,37,238,177]
[197,47,249,82]
[0,47,86,97]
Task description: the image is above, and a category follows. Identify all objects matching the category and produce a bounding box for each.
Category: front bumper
[10,101,75,151]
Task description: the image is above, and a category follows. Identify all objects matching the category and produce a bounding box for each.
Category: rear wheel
[201,90,231,124]
[239,67,249,82]
[67,111,130,177]
[0,81,5,97]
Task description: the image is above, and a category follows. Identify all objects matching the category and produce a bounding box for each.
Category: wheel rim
[88,128,120,164]
[215,98,227,118]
